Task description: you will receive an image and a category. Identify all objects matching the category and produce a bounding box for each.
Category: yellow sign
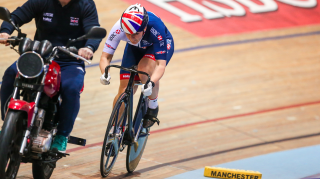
[204,166,262,179]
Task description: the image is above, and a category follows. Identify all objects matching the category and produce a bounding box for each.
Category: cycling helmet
[120,4,149,34]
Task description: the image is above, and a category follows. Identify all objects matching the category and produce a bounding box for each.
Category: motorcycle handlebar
[57,46,92,64]
[0,36,21,46]
[68,46,93,60]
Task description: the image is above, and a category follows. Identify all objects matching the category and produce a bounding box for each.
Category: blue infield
[166,144,320,179]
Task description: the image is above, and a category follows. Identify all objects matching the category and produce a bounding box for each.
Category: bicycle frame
[105,65,150,144]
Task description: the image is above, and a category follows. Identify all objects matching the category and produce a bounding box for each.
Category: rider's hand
[100,73,111,85]
[78,47,93,60]
[141,81,154,96]
[0,33,10,46]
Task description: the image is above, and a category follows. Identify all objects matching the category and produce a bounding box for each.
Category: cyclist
[0,0,102,153]
[99,3,174,128]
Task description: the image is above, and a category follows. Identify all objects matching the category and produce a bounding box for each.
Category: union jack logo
[121,11,144,34]
[167,44,171,50]
[70,17,79,23]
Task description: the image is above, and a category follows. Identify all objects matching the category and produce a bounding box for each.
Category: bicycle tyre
[0,110,26,179]
[100,93,127,177]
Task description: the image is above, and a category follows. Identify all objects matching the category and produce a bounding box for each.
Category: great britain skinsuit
[103,11,174,80]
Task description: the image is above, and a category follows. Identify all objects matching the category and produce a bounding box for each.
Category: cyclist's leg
[113,44,143,118]
[137,54,160,127]
[113,79,138,107]
[139,39,175,127]
[1,62,18,121]
[137,55,158,99]
[137,39,174,98]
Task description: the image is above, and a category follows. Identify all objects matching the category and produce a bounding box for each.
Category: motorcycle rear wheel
[0,110,25,179]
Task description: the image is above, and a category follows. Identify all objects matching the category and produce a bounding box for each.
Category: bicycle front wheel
[100,94,127,177]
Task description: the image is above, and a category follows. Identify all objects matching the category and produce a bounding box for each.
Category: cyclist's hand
[141,81,154,96]
[0,33,10,46]
[78,47,93,60]
[100,73,111,85]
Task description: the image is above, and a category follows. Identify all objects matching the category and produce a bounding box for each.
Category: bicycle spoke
[5,158,10,172]
[104,145,113,171]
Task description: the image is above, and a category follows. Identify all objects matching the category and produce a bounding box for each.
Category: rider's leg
[147,81,159,109]
[112,43,141,116]
[137,57,159,108]
[51,62,85,152]
[138,39,175,127]
[109,79,137,134]
[137,57,156,87]
[113,79,138,107]
[112,78,138,124]
[136,56,161,127]
[1,62,18,121]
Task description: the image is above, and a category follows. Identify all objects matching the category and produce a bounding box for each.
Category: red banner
[122,0,320,37]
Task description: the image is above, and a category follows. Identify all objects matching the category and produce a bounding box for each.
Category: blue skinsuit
[120,12,174,75]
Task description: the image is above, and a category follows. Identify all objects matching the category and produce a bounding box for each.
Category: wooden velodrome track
[1,0,320,178]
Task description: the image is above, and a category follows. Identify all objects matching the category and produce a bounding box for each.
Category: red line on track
[67,142,103,153]
[66,100,320,153]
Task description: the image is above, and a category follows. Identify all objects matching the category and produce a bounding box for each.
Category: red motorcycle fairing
[8,98,35,127]
[44,61,61,98]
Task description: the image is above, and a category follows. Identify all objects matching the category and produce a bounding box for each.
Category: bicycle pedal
[143,116,160,128]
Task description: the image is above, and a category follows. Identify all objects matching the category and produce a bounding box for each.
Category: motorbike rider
[0,0,102,153]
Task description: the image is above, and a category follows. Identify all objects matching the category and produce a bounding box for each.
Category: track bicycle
[100,65,151,177]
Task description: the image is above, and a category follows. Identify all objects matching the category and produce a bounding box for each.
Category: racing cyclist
[99,3,174,128]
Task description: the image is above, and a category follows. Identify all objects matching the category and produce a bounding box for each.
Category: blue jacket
[0,0,101,56]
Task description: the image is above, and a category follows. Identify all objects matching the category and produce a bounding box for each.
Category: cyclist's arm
[99,19,124,74]
[99,52,113,74]
[151,23,167,83]
[151,59,166,83]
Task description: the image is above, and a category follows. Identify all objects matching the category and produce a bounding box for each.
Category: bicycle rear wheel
[126,126,149,173]
[100,94,127,177]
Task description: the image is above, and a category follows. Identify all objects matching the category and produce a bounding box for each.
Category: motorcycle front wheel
[32,160,56,179]
[0,110,26,179]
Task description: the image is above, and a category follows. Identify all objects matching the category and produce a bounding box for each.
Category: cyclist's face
[125,29,145,44]
[125,31,143,44]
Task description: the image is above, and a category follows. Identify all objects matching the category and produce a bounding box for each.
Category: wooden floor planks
[0,0,320,178]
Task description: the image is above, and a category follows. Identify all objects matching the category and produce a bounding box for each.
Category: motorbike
[0,7,106,179]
